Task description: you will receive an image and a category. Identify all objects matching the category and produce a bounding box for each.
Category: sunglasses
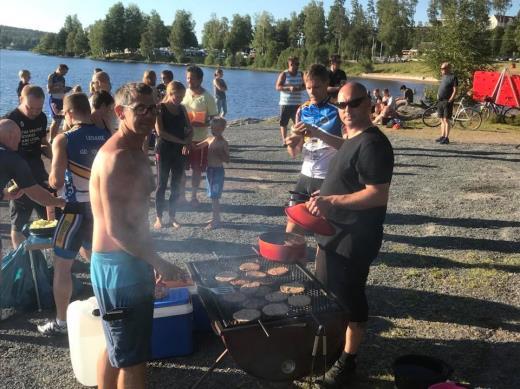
[122,104,157,115]
[335,96,367,110]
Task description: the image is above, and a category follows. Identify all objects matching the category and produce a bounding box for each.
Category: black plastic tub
[393,354,453,389]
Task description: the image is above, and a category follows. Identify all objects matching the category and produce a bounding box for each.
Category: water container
[67,296,106,387]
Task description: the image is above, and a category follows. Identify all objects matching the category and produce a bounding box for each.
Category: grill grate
[188,254,343,328]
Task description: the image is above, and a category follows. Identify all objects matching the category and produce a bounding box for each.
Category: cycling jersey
[60,124,110,203]
[297,98,343,179]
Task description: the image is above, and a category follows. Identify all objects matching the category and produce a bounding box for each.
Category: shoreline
[359,72,439,83]
[27,50,440,82]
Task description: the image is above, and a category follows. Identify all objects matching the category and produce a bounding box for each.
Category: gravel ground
[1,120,519,389]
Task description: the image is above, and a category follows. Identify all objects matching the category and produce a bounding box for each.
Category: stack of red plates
[285,203,335,236]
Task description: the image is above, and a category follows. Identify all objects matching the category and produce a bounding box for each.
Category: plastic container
[151,287,194,359]
[67,296,105,387]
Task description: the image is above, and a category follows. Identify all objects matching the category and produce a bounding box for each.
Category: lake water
[0,49,429,120]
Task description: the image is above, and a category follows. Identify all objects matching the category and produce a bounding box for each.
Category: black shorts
[316,249,375,322]
[53,205,93,259]
[437,100,454,119]
[10,195,47,232]
[279,105,299,127]
[293,174,323,196]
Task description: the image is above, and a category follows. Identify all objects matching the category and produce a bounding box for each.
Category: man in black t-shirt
[306,82,394,387]
[0,119,64,255]
[327,54,347,102]
[436,62,458,145]
[396,84,414,108]
[4,85,53,248]
[47,64,69,141]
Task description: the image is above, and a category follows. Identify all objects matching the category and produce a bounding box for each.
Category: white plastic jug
[67,296,106,387]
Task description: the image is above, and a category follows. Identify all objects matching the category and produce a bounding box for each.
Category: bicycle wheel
[479,105,491,121]
[458,108,482,130]
[422,106,440,127]
[504,107,520,125]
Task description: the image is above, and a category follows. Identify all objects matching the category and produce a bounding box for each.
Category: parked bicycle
[422,97,482,130]
[475,96,520,125]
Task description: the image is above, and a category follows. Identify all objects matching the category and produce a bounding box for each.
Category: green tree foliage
[0,25,46,50]
[149,11,169,48]
[140,30,154,61]
[303,1,326,48]
[327,0,348,55]
[88,20,107,57]
[491,27,505,57]
[343,0,370,60]
[426,0,492,89]
[225,14,252,54]
[202,14,229,51]
[169,10,198,58]
[34,33,57,54]
[74,28,90,55]
[252,12,275,56]
[104,2,126,52]
[490,0,512,15]
[124,4,145,51]
[376,0,417,56]
[500,23,517,56]
[288,12,305,48]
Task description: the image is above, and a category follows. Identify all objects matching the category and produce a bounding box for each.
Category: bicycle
[422,97,482,130]
[475,96,520,125]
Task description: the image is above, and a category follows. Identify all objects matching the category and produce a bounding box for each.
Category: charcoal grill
[187,253,348,386]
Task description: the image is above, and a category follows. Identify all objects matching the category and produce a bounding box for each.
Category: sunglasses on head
[335,96,366,110]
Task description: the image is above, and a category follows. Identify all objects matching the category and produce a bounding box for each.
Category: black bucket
[393,354,454,389]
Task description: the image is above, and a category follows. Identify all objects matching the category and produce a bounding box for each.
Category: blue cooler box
[151,287,193,359]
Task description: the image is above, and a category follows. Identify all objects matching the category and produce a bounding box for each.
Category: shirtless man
[47,64,69,141]
[89,82,183,389]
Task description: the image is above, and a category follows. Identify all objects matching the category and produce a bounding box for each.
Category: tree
[66,30,77,55]
[124,4,145,51]
[74,28,90,55]
[55,28,68,54]
[202,14,229,51]
[169,10,198,58]
[303,0,326,49]
[327,0,348,55]
[140,30,154,60]
[104,2,126,52]
[252,12,274,56]
[491,0,512,16]
[225,14,252,54]
[35,33,57,54]
[343,0,370,59]
[288,12,305,48]
[146,10,169,48]
[88,20,107,57]
[376,0,417,56]
[491,26,505,57]
[500,23,517,56]
[425,0,492,89]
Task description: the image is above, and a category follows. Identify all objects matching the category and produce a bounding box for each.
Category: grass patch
[464,268,501,289]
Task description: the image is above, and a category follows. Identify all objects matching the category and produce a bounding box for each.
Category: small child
[213,68,228,117]
[17,69,31,97]
[195,117,229,229]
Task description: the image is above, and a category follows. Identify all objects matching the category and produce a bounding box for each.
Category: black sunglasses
[335,96,367,110]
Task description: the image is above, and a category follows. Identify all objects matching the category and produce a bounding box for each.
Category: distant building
[489,15,517,30]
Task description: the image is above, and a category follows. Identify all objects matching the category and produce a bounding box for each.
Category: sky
[1,0,519,40]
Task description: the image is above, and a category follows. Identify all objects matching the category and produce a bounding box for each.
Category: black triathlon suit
[4,108,50,231]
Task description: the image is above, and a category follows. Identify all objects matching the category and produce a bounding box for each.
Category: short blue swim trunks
[206,166,225,199]
[48,96,64,119]
[91,251,155,368]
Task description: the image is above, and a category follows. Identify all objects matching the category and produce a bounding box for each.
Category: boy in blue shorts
[195,117,229,229]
